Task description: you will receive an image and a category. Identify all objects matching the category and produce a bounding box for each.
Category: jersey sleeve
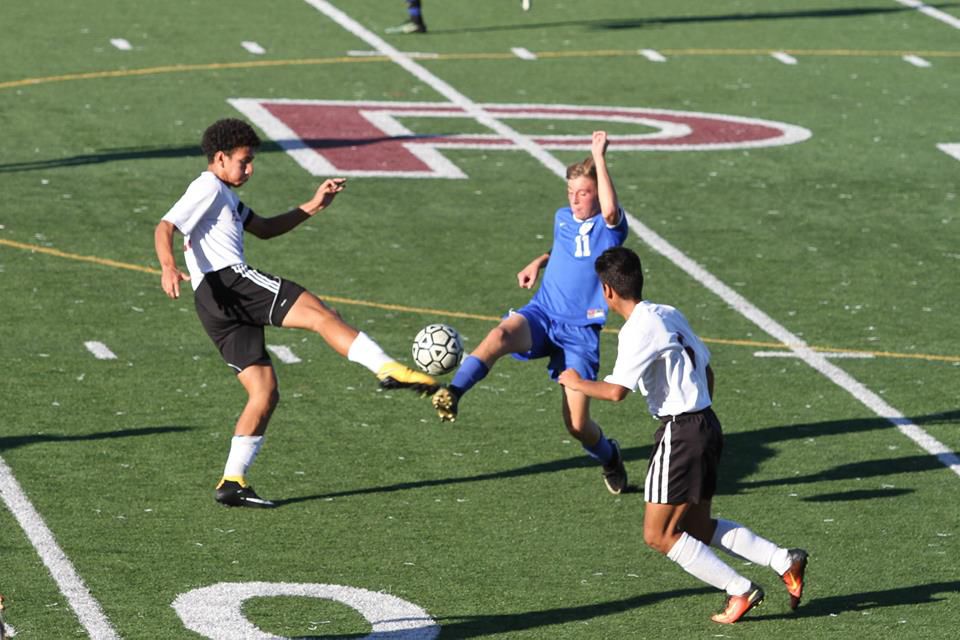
[161,177,219,236]
[237,201,254,228]
[603,323,661,391]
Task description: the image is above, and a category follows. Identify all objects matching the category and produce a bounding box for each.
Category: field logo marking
[229,97,810,178]
[172,582,439,639]
[938,143,960,162]
[305,0,960,477]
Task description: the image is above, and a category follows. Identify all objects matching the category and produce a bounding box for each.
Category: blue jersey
[530,206,628,326]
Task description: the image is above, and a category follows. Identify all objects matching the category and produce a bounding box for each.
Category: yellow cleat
[377,361,439,396]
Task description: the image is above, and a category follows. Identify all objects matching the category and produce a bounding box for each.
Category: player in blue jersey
[432,131,631,493]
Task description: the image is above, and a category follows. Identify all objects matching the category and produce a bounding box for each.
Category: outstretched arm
[591,131,620,226]
[154,220,190,299]
[517,251,550,289]
[558,368,630,402]
[246,178,347,239]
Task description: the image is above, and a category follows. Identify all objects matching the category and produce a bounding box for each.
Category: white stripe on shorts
[645,421,673,503]
[233,264,280,293]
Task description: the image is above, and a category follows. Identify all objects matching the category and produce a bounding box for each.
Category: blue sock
[449,355,489,397]
[583,431,614,466]
[407,1,422,21]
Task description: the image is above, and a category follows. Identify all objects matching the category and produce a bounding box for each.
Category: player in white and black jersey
[155,118,438,508]
[559,246,808,624]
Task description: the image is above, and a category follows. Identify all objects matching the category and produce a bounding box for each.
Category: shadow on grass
[758,581,960,621]
[0,136,448,173]
[275,408,958,506]
[271,449,641,506]
[429,3,952,35]
[432,587,711,639]
[0,425,192,452]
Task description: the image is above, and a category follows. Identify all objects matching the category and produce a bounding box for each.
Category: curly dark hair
[200,118,262,161]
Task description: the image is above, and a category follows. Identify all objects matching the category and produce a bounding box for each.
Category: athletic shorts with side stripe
[193,264,306,373]
[644,407,723,504]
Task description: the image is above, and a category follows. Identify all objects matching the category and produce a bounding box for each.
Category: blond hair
[566,156,597,181]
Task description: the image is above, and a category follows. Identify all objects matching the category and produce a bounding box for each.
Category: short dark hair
[200,118,261,161]
[595,246,644,301]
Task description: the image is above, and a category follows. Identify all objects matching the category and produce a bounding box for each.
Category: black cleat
[215,479,276,509]
[601,439,628,495]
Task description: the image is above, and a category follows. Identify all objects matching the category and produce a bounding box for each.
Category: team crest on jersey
[228,98,811,179]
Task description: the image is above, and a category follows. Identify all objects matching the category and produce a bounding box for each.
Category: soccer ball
[412,323,464,375]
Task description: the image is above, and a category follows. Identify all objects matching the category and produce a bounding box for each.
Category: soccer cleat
[215,478,276,509]
[711,583,764,624]
[601,439,628,495]
[432,386,459,422]
[377,361,439,396]
[781,548,809,610]
[385,20,427,34]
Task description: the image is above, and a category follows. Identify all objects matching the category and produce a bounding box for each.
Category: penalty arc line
[0,457,121,639]
[307,0,960,478]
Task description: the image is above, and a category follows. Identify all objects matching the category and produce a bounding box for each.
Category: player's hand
[517,263,540,289]
[591,130,608,158]
[558,368,582,389]
[306,178,347,214]
[161,266,190,299]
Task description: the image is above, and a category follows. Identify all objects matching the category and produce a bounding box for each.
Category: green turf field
[1,1,958,638]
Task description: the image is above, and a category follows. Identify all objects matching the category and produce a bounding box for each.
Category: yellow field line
[2,237,956,364]
[2,47,959,90]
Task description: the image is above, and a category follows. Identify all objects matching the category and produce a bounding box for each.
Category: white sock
[222,435,264,479]
[667,532,752,596]
[347,331,393,373]
[711,518,792,575]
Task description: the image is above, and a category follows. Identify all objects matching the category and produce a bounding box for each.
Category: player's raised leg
[561,387,626,494]
[282,291,437,395]
[432,312,533,421]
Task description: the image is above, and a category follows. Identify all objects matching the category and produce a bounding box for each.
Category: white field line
[902,54,932,67]
[894,0,960,30]
[511,47,537,60]
[266,344,302,364]
[938,143,960,161]
[109,38,132,51]
[639,48,667,62]
[305,1,960,478]
[241,41,266,55]
[0,456,120,639]
[754,350,875,360]
[84,341,118,360]
[771,51,798,65]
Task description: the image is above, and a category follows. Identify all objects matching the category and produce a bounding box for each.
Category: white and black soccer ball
[412,323,464,375]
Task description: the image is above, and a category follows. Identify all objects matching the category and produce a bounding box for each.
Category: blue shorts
[510,302,602,381]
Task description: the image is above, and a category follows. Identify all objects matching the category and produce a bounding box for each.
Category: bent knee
[643,531,675,555]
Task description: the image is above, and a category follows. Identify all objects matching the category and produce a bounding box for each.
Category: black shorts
[194,265,306,373]
[644,407,723,505]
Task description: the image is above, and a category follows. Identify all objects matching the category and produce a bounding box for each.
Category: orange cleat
[781,548,809,610]
[711,583,764,624]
